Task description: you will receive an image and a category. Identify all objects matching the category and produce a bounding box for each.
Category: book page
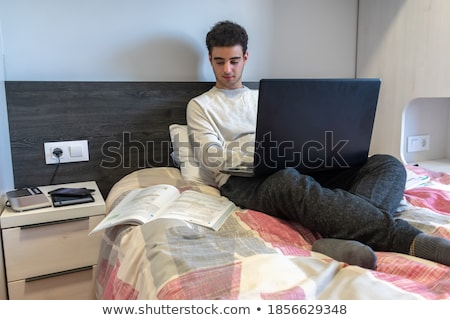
[90,184,179,233]
[129,184,180,219]
[160,190,235,229]
[405,170,430,190]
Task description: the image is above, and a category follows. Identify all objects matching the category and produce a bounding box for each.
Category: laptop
[222,78,381,177]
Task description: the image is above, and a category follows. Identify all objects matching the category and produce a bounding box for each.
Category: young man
[186,20,450,268]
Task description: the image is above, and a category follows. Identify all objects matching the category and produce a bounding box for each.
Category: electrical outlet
[407,135,430,152]
[44,140,89,164]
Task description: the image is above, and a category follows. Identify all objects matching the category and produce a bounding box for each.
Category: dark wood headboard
[6,81,258,197]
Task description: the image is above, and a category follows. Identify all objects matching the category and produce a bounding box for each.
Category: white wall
[270,0,357,78]
[0,0,357,81]
[0,0,358,194]
[357,0,450,161]
[402,98,450,163]
[0,17,11,301]
[0,18,13,208]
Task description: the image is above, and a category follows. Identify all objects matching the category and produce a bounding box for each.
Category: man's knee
[368,154,406,178]
[370,154,403,167]
[271,167,300,181]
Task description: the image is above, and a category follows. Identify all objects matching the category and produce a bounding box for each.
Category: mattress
[95,166,450,300]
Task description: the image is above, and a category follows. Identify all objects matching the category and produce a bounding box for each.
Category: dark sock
[410,233,450,266]
[312,238,377,270]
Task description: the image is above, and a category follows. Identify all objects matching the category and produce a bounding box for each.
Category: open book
[90,184,236,234]
[405,169,430,190]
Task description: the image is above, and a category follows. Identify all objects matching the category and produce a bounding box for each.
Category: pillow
[169,124,216,186]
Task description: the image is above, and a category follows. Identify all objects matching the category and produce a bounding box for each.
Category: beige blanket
[96,167,450,300]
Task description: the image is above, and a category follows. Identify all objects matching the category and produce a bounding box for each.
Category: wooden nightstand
[0,181,105,300]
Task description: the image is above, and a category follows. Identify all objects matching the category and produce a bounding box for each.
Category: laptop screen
[253,78,381,176]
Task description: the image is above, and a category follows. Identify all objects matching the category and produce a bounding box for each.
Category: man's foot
[312,238,377,270]
[410,233,450,266]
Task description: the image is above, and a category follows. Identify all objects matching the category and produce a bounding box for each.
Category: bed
[94,125,450,300]
[5,81,447,300]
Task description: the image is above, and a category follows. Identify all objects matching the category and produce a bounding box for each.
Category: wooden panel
[2,215,104,281]
[357,0,450,160]
[8,265,97,300]
[5,82,213,197]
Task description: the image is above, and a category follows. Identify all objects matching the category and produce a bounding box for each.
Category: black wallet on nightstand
[48,187,95,207]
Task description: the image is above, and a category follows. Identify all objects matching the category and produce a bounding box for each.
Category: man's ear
[243,51,249,62]
[208,53,212,64]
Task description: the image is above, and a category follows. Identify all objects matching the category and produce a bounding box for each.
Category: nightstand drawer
[8,265,97,300]
[2,215,104,282]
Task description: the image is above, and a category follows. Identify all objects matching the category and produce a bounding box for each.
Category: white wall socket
[44,140,89,164]
[407,135,430,153]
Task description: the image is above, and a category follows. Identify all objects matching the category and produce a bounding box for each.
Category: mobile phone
[48,187,95,197]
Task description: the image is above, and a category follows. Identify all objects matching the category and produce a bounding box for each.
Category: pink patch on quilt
[96,258,110,289]
[406,164,450,184]
[157,262,242,299]
[98,259,139,300]
[236,210,317,256]
[260,286,306,299]
[374,253,450,299]
[432,226,450,239]
[404,187,450,215]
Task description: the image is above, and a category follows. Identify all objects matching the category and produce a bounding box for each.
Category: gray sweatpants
[220,154,421,253]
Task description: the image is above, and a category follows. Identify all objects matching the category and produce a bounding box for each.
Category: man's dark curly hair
[206,21,248,54]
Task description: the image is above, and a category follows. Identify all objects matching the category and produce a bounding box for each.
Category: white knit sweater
[186,86,258,187]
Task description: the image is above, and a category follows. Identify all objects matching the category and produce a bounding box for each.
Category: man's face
[209,45,248,90]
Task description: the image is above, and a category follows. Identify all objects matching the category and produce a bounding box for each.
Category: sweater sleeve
[186,87,257,187]
[186,99,232,172]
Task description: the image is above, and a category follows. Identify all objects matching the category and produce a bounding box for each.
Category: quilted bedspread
[95,166,450,300]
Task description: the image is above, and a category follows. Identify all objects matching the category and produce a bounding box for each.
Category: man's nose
[224,62,232,73]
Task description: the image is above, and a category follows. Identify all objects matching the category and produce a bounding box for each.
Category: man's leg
[309,154,406,215]
[347,154,406,214]
[221,167,419,253]
[221,166,450,266]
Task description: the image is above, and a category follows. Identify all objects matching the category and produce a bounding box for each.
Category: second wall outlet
[44,140,89,164]
[407,135,430,153]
